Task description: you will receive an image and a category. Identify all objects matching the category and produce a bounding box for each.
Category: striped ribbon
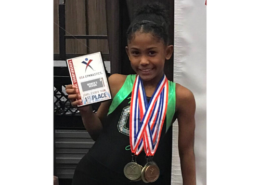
[129,75,168,156]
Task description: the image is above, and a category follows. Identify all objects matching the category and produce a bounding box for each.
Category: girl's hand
[65,84,92,112]
[65,84,82,107]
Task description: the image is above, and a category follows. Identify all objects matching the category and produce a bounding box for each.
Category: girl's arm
[79,100,111,141]
[66,74,126,141]
[175,83,196,185]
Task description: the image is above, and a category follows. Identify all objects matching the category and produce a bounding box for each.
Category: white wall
[172,0,206,185]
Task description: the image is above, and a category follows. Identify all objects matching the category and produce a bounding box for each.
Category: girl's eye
[148,51,156,56]
[131,51,140,56]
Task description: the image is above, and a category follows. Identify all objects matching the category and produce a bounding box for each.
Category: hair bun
[134,2,169,24]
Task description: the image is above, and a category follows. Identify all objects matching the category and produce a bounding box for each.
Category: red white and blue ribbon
[129,75,168,156]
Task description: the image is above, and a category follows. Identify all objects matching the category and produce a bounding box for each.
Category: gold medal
[124,162,142,181]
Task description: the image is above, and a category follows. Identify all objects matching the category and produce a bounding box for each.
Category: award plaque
[66,52,111,107]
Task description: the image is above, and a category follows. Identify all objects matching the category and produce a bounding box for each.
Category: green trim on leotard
[108,74,176,132]
[166,81,176,132]
[107,75,135,115]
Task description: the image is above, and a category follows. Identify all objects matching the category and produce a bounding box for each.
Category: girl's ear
[125,46,129,57]
[165,45,173,60]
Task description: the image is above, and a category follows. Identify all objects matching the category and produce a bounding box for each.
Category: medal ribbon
[129,75,168,156]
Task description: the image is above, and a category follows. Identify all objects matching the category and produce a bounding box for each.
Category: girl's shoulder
[175,83,194,99]
[108,74,128,97]
[175,83,196,112]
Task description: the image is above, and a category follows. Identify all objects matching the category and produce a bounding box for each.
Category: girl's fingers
[68,94,78,100]
[66,84,80,95]
[66,87,76,94]
[65,84,82,107]
[70,101,79,107]
[70,99,83,107]
[65,84,73,89]
[68,93,82,106]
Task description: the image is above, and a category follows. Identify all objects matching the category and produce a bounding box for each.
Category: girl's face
[126,31,173,85]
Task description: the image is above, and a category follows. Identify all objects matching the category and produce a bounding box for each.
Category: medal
[125,75,169,182]
[124,161,142,181]
[142,161,160,183]
[133,164,143,182]
[124,154,143,181]
[141,163,149,183]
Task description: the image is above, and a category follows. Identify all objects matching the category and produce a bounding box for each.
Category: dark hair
[126,2,170,45]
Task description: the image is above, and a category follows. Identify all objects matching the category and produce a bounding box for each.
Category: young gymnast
[66,3,196,185]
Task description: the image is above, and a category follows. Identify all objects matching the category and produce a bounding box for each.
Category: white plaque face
[66,52,111,107]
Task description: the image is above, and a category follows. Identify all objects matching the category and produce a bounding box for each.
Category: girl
[66,3,196,185]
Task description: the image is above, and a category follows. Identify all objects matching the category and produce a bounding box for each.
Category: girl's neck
[142,73,165,97]
[143,85,156,97]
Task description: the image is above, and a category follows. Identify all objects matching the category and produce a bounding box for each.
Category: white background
[1,1,260,185]
[172,0,206,185]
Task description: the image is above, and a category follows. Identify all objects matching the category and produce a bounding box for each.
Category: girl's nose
[140,56,149,65]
